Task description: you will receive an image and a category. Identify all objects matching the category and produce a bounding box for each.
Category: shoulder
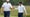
[8,3,11,4]
[22,5,25,7]
[8,3,12,6]
[3,2,6,3]
[3,2,7,4]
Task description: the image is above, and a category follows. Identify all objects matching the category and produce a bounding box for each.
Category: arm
[1,7,4,13]
[1,3,5,13]
[1,5,4,13]
[24,7,27,15]
[10,4,14,12]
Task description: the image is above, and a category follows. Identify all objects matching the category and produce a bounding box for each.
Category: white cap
[6,0,10,1]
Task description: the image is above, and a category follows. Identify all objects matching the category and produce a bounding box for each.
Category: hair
[19,2,22,4]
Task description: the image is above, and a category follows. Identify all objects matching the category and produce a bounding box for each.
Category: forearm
[25,9,27,15]
[24,9,26,13]
[11,7,14,11]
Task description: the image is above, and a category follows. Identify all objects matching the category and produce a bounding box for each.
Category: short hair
[19,2,22,4]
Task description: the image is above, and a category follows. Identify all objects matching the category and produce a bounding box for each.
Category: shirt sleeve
[17,6,19,10]
[24,6,26,10]
[2,3,5,7]
[10,3,12,8]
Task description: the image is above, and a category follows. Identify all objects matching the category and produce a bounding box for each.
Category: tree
[0,0,3,8]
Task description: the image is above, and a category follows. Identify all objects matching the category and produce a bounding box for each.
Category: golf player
[1,0,12,17]
[18,2,27,17]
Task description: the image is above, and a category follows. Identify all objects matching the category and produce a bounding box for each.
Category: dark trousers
[4,11,10,17]
[18,13,23,17]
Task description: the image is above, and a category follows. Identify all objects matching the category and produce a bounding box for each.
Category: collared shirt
[18,4,25,13]
[2,2,12,11]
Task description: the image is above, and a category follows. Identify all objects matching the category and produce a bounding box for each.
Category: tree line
[0,0,30,8]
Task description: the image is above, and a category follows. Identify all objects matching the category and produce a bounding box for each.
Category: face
[19,3,21,6]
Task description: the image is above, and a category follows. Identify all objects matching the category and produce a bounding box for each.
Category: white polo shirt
[2,2,12,11]
[18,4,25,13]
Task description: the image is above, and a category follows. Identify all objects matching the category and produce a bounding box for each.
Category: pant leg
[18,13,20,17]
[21,13,23,17]
[4,11,7,17]
[20,13,23,17]
[7,11,10,17]
[18,13,23,17]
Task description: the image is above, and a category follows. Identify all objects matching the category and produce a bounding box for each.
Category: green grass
[0,6,30,17]
[26,15,30,17]
[0,14,18,17]
[0,14,30,17]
